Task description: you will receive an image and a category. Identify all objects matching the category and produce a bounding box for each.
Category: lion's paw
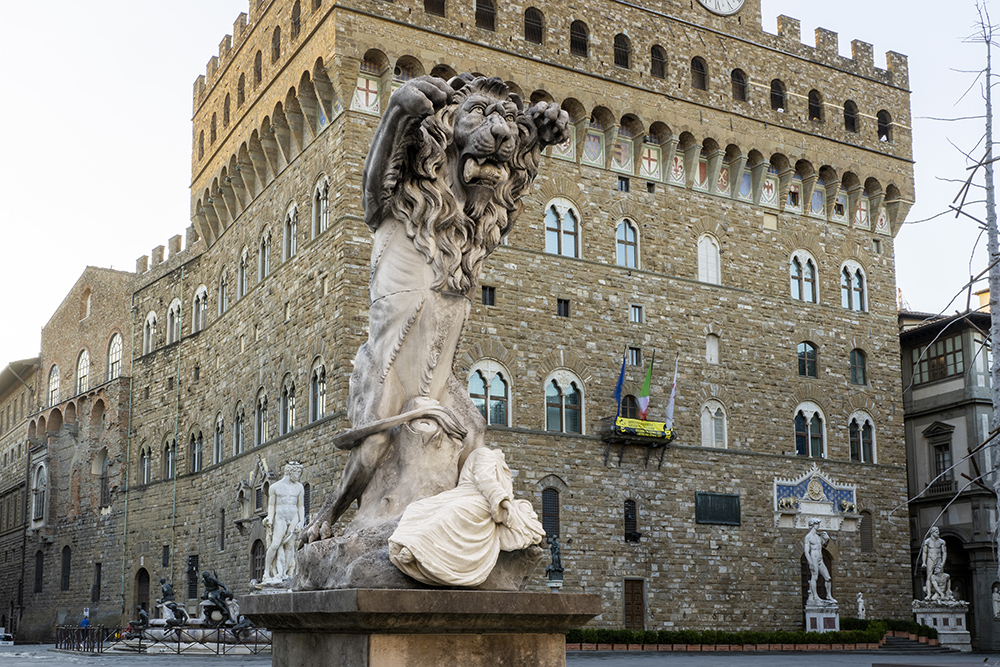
[528,102,571,148]
[393,75,454,119]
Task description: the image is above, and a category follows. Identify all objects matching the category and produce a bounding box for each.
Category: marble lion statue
[295,74,568,589]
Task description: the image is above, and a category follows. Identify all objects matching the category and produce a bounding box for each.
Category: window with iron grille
[570,21,588,57]
[613,34,631,68]
[92,562,101,602]
[731,69,747,101]
[620,395,638,418]
[557,299,570,317]
[33,551,43,593]
[475,0,495,30]
[541,488,560,538]
[860,511,874,553]
[691,57,708,90]
[524,8,543,43]
[624,499,640,542]
[482,286,496,306]
[251,539,266,581]
[60,546,71,591]
[844,101,858,133]
[424,0,445,14]
[163,545,170,568]
[219,510,226,551]
[651,46,666,78]
[187,555,200,599]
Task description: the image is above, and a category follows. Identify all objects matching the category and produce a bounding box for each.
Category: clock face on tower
[696,0,746,16]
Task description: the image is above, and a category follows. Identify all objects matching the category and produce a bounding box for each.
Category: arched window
[541,487,560,538]
[198,131,204,160]
[291,1,302,39]
[790,252,818,303]
[697,234,721,284]
[60,546,71,591]
[544,199,580,257]
[238,248,250,298]
[475,0,495,30]
[706,334,720,364]
[651,46,666,79]
[616,220,638,268]
[624,499,640,542]
[468,368,509,426]
[570,20,588,57]
[850,349,867,385]
[313,179,330,237]
[797,342,818,378]
[210,114,217,143]
[425,0,446,16]
[234,404,246,455]
[877,110,892,142]
[844,100,858,133]
[701,400,727,448]
[218,274,229,315]
[76,350,89,395]
[281,382,296,435]
[223,94,231,127]
[613,34,631,69]
[238,74,246,107]
[163,439,176,479]
[214,414,225,464]
[192,286,209,333]
[251,539,266,581]
[190,432,204,473]
[166,299,182,345]
[859,510,874,552]
[284,209,298,261]
[271,26,281,63]
[731,69,747,101]
[524,8,543,43]
[254,50,263,85]
[107,334,123,381]
[840,263,867,311]
[620,395,638,419]
[691,57,708,90]
[310,362,327,422]
[808,90,823,121]
[849,413,875,463]
[258,232,271,280]
[545,378,583,433]
[255,392,269,446]
[48,366,60,406]
[794,403,825,458]
[32,464,47,521]
[770,79,786,112]
[139,448,151,484]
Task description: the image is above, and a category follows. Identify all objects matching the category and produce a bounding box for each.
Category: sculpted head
[808,518,822,529]
[285,461,303,481]
[930,526,940,539]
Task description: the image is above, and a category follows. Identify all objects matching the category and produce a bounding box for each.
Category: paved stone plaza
[1,647,998,667]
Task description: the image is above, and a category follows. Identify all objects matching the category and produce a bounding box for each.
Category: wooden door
[623,579,644,630]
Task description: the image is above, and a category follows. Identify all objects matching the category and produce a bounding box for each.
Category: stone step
[880,636,956,652]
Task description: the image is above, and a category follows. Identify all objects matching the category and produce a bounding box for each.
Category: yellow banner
[615,417,672,439]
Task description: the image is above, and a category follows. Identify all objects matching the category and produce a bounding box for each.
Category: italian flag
[636,351,654,420]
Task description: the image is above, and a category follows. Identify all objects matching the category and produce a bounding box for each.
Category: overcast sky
[0,0,992,366]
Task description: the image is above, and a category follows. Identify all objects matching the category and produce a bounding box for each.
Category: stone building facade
[10,0,916,639]
[900,309,999,650]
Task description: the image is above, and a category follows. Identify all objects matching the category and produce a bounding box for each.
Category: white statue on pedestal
[263,462,305,584]
[919,527,947,600]
[388,448,545,587]
[805,518,836,605]
[856,592,866,619]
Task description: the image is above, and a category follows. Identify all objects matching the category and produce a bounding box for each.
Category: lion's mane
[385,77,542,295]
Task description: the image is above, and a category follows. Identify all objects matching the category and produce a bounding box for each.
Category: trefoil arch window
[190,432,204,473]
[76,350,90,395]
[790,251,818,303]
[849,412,875,463]
[310,362,326,422]
[468,365,510,426]
[284,208,298,261]
[143,312,158,355]
[139,448,151,485]
[234,404,246,455]
[697,234,721,284]
[313,179,330,237]
[163,439,177,479]
[616,220,638,268]
[238,248,250,298]
[218,275,229,315]
[840,262,867,312]
[794,402,826,458]
[545,376,583,434]
[166,299,182,345]
[258,232,271,281]
[192,286,209,333]
[214,414,225,464]
[700,400,727,449]
[255,392,269,446]
[48,365,60,406]
[281,381,296,435]
[544,198,580,257]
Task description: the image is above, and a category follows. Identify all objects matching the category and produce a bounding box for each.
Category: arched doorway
[135,568,150,613]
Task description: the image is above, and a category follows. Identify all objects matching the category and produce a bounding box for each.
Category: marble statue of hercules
[263,462,304,582]
[919,526,946,600]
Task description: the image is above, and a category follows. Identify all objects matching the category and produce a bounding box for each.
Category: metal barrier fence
[55,625,271,655]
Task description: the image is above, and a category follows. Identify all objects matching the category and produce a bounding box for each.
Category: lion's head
[386,75,546,295]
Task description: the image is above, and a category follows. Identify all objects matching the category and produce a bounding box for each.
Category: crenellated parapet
[135,226,205,286]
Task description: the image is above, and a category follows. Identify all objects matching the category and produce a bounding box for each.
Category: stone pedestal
[913,599,972,652]
[804,602,840,632]
[243,588,601,667]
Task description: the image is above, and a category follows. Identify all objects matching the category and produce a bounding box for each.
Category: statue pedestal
[243,588,600,667]
[912,599,972,652]
[804,601,840,632]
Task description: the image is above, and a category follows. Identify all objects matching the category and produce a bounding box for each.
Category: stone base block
[243,588,601,667]
[913,600,971,652]
[804,603,840,632]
